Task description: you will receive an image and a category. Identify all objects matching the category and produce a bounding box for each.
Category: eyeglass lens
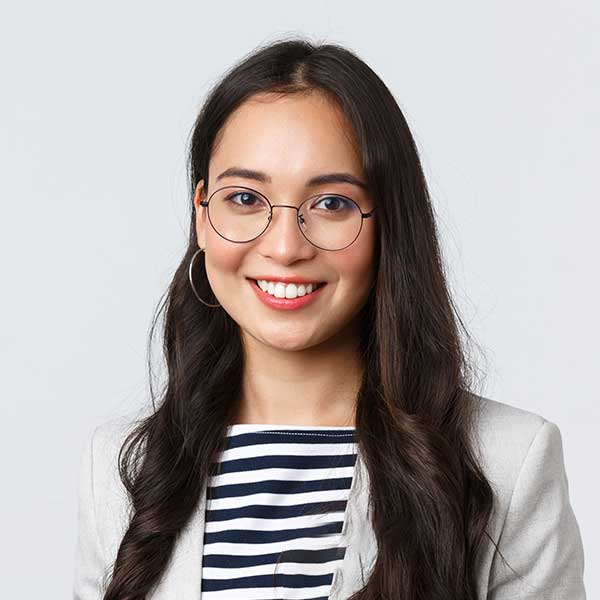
[207,187,364,251]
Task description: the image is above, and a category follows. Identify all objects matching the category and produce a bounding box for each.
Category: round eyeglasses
[199,185,376,251]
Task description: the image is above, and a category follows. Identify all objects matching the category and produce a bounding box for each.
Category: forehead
[209,91,364,185]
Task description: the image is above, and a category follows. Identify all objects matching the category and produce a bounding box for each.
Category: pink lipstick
[247,278,327,311]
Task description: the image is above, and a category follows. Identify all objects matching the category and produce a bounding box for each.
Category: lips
[248,277,327,310]
[251,279,326,290]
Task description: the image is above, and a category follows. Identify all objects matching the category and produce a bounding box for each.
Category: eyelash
[226,192,352,211]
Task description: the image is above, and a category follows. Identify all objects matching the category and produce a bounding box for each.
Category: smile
[247,278,327,311]
[255,279,325,299]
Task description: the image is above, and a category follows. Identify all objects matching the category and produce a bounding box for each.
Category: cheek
[333,231,377,298]
[204,231,247,289]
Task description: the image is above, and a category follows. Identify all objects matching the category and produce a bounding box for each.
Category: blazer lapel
[148,485,207,599]
[329,450,378,599]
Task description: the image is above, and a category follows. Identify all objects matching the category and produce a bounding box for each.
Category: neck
[234,322,362,427]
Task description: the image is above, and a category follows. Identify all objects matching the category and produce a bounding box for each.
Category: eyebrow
[215,166,370,191]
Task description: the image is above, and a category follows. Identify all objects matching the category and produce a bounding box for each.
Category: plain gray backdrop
[1,1,597,597]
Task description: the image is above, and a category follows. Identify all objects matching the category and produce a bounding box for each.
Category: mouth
[246,277,328,310]
[249,278,327,296]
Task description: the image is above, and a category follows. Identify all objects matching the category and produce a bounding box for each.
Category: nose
[258,204,316,261]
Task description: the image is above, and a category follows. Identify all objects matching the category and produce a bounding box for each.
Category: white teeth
[256,280,320,299]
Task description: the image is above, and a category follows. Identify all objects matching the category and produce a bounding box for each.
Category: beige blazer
[73,395,587,599]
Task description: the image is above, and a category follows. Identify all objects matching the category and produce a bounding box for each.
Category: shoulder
[89,409,147,498]
[468,393,567,502]
[470,393,551,484]
[92,409,146,457]
[90,405,152,488]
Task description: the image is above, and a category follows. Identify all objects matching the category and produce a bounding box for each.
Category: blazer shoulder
[471,393,548,436]
[91,406,150,493]
[469,393,549,489]
[93,409,147,459]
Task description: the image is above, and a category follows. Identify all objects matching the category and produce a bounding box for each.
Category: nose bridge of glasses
[267,203,303,223]
[265,203,308,242]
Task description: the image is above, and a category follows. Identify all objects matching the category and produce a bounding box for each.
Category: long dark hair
[102,36,502,599]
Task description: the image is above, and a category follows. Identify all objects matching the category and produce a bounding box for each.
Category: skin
[193,91,377,426]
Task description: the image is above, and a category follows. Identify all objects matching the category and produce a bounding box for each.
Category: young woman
[74,38,587,600]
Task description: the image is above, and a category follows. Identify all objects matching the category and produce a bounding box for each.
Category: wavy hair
[101,36,507,599]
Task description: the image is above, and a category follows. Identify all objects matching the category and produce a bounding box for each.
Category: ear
[194,179,207,249]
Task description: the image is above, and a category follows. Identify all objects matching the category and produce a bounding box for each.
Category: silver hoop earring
[188,247,221,308]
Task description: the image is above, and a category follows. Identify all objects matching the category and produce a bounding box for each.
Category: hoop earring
[188,247,221,308]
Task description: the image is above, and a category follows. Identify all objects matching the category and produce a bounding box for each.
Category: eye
[225,190,265,207]
[312,195,353,212]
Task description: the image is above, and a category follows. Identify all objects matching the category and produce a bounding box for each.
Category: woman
[73,38,587,599]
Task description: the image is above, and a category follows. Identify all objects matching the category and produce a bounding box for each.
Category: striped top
[200,423,358,600]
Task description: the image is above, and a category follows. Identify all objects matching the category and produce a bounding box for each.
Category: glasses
[200,185,375,251]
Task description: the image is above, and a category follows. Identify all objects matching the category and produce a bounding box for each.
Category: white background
[1,1,597,597]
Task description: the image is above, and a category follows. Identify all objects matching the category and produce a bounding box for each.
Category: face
[193,91,377,352]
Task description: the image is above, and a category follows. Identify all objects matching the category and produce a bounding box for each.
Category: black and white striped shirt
[201,423,358,600]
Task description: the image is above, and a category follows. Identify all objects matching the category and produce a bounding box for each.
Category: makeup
[248,278,327,311]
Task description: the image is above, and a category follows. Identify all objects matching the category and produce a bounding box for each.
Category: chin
[278,338,318,351]
[253,326,324,352]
